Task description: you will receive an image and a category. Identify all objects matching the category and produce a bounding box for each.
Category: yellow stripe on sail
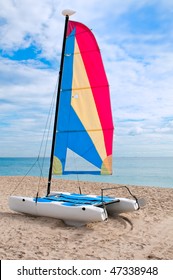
[71,40,107,161]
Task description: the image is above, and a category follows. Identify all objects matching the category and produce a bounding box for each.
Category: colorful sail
[53,20,114,175]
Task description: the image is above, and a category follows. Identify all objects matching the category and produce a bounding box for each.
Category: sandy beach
[0,176,173,260]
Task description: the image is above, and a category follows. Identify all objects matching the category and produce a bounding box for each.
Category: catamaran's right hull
[105,197,139,214]
[8,196,107,226]
[50,192,139,214]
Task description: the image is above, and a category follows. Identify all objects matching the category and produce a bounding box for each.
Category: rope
[10,157,39,195]
[36,79,58,196]
[10,78,58,197]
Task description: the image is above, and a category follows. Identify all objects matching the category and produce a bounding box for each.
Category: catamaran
[9,10,142,226]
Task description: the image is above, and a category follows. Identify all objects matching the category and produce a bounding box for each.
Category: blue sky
[0,0,173,157]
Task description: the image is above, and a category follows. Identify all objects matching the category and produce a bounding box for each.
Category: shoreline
[1,157,173,189]
[0,176,173,260]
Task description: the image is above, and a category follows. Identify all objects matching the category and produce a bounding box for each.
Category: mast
[47,10,76,196]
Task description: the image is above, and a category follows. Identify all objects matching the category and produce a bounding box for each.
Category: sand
[0,176,173,260]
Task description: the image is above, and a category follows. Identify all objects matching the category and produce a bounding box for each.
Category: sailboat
[9,10,141,226]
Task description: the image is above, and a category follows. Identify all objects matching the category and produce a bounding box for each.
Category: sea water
[0,157,173,188]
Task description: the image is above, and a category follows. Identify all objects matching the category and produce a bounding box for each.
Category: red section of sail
[67,20,114,156]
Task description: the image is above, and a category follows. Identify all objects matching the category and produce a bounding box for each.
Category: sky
[0,0,173,157]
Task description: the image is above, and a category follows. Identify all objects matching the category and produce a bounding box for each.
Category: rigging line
[10,157,39,195]
[10,85,58,196]
[36,78,58,194]
[37,160,47,194]
[37,81,57,159]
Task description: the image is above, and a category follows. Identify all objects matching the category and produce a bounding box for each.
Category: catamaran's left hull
[8,196,108,226]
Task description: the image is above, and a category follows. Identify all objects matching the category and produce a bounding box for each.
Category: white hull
[9,192,139,226]
[8,195,107,226]
[50,191,139,214]
[106,197,139,214]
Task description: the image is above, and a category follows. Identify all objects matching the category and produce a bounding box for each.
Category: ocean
[0,157,173,188]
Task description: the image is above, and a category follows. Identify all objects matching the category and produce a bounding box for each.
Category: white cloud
[0,0,173,157]
[0,57,57,156]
